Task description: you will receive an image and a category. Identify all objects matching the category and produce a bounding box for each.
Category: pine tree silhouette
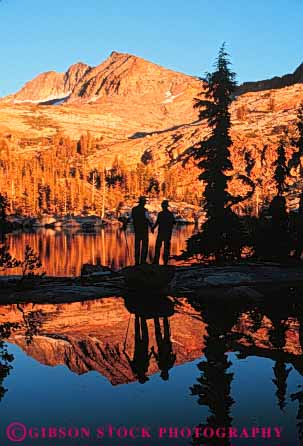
[185,44,250,262]
[190,301,243,446]
[272,360,292,411]
[254,135,291,261]
[289,102,303,175]
[0,194,7,219]
[274,137,289,196]
[194,43,236,222]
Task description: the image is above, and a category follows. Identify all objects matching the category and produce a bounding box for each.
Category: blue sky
[0,0,302,96]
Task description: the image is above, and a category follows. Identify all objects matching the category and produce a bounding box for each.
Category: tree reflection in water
[0,322,18,402]
[189,301,243,446]
[0,309,45,402]
[265,301,293,412]
[290,302,303,445]
[291,389,303,444]
[1,291,303,444]
[189,298,303,446]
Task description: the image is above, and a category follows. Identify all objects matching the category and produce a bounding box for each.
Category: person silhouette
[131,196,152,265]
[151,316,176,381]
[123,315,153,384]
[152,200,175,265]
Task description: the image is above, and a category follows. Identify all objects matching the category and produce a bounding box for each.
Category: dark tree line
[184,45,303,263]
[189,297,303,446]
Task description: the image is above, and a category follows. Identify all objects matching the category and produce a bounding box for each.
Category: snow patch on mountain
[162,90,184,104]
[13,93,71,105]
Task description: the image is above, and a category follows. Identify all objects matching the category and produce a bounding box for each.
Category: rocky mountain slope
[0,52,303,213]
[2,52,202,122]
[5,51,303,104]
[3,62,91,104]
[237,62,303,95]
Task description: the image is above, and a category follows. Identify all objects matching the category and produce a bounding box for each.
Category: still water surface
[3,225,195,276]
[0,297,302,445]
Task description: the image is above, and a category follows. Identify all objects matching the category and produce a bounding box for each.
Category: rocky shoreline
[3,199,205,231]
[0,263,302,305]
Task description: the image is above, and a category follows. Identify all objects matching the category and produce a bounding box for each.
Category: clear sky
[0,0,302,96]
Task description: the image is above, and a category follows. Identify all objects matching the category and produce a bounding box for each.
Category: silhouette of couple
[123,315,176,383]
[131,196,175,265]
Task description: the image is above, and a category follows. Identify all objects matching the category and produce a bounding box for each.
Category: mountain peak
[3,51,200,105]
[64,62,91,94]
[110,50,127,57]
[10,70,65,103]
[67,50,199,104]
[4,62,92,104]
[109,50,141,59]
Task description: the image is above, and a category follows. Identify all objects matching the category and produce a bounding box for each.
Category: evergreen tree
[254,136,291,262]
[289,102,303,175]
[0,193,8,224]
[274,137,289,196]
[194,43,236,219]
[185,44,245,261]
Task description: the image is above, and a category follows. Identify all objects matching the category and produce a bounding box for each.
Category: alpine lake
[0,225,302,446]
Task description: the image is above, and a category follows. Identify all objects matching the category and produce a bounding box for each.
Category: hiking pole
[123,313,132,351]
[123,228,132,264]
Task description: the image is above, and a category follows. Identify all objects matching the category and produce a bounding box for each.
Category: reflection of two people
[131,196,175,265]
[123,315,176,383]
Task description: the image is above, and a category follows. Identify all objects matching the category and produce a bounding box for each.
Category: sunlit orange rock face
[3,63,91,104]
[1,52,202,134]
[237,62,303,95]
[0,299,302,384]
[0,51,303,207]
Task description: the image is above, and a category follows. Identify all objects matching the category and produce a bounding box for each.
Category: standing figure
[152,200,175,265]
[131,196,151,265]
[123,315,153,384]
[151,316,176,381]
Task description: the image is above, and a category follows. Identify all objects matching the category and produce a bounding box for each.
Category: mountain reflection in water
[3,225,195,276]
[1,297,303,445]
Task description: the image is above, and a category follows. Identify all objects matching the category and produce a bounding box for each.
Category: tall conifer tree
[289,102,303,175]
[274,138,289,196]
[186,44,242,261]
[194,43,236,219]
